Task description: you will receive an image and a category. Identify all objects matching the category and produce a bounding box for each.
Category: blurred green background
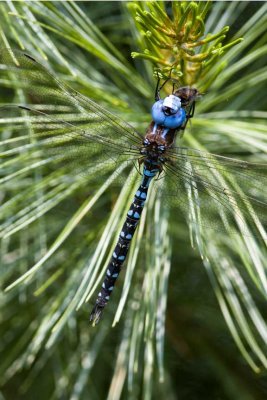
[0,2,267,399]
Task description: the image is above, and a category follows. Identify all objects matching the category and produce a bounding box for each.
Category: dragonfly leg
[179,101,196,132]
[187,101,195,119]
[155,70,174,101]
[155,74,161,101]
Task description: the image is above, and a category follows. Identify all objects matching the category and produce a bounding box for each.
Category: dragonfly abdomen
[90,162,160,324]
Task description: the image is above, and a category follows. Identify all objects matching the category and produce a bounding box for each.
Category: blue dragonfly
[0,49,266,325]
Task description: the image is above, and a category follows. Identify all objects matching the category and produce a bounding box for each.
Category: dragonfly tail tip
[89,304,105,326]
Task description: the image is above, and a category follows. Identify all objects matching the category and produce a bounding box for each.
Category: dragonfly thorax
[144,120,179,149]
[140,138,167,163]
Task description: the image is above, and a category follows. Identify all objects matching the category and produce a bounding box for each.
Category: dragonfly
[0,49,266,325]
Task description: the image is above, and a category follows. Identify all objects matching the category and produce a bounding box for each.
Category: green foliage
[0,1,267,400]
[130,1,243,89]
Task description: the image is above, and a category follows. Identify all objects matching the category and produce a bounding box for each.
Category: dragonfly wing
[0,104,137,183]
[0,48,142,176]
[157,146,267,239]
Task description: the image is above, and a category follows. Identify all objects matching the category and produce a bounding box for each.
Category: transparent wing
[157,146,267,239]
[0,48,142,177]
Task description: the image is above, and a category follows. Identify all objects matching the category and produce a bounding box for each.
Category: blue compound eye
[151,100,165,125]
[151,97,186,129]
